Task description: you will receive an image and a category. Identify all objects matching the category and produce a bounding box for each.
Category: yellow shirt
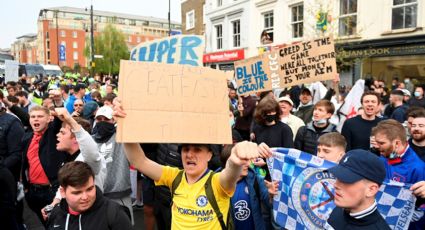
[155,166,234,230]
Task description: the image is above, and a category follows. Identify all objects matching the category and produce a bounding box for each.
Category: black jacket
[154,144,182,205]
[0,112,24,179]
[47,186,132,230]
[294,122,336,155]
[326,206,390,230]
[21,117,67,188]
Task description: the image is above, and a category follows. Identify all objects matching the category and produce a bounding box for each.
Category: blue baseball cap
[329,149,386,185]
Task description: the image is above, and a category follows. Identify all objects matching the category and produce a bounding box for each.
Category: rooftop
[40,6,181,25]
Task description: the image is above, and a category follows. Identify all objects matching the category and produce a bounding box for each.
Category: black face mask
[264,114,276,123]
[92,121,116,143]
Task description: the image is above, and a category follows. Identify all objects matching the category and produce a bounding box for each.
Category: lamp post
[90,4,95,77]
[168,0,171,36]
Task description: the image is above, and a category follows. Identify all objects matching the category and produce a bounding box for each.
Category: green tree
[84,24,129,75]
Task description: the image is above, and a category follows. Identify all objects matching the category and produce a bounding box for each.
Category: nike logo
[54,225,61,228]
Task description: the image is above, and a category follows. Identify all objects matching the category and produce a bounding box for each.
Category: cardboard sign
[5,60,19,82]
[234,54,272,96]
[276,37,336,88]
[129,35,204,66]
[234,37,337,95]
[116,60,232,144]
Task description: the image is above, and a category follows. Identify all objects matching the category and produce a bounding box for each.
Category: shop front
[203,49,245,71]
[337,35,425,86]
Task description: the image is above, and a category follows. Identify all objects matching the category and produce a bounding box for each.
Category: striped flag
[267,148,417,230]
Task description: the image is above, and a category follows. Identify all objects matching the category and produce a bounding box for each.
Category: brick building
[12,6,181,68]
[181,0,205,35]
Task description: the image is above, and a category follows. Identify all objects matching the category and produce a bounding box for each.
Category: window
[339,0,358,36]
[217,0,222,7]
[46,32,49,39]
[60,30,66,37]
[72,31,78,38]
[263,12,274,43]
[215,24,223,49]
[73,41,78,49]
[186,10,195,30]
[232,20,241,47]
[291,4,304,38]
[73,51,78,60]
[392,0,417,30]
[137,37,141,43]
[47,51,50,60]
[46,41,50,49]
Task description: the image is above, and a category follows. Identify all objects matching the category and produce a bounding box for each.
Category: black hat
[300,87,312,95]
[329,149,386,185]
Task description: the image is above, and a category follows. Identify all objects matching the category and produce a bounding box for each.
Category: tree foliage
[84,24,129,75]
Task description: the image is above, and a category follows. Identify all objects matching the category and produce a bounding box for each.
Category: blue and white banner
[267,148,417,230]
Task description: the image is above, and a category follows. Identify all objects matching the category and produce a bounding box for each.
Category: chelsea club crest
[291,167,336,229]
[196,195,208,207]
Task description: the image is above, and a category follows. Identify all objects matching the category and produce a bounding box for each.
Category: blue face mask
[414,91,422,98]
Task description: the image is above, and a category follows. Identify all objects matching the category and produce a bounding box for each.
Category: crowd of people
[1,70,425,230]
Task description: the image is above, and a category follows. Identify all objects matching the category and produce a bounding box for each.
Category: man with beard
[92,106,134,224]
[409,115,425,161]
[371,119,425,184]
[342,92,383,152]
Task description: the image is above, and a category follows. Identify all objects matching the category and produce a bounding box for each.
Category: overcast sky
[1,0,182,49]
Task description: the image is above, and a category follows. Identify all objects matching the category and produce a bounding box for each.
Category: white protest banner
[116,60,232,144]
[129,35,204,66]
[5,60,19,82]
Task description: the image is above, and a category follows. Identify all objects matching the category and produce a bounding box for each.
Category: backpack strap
[205,172,228,230]
[170,170,184,206]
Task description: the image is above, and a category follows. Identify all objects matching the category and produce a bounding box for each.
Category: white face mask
[313,118,327,126]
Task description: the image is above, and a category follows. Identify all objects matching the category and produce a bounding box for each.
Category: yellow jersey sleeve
[212,172,235,198]
[154,166,180,189]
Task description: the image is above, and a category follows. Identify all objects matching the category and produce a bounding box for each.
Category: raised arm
[220,141,272,192]
[112,98,163,181]
[123,143,163,181]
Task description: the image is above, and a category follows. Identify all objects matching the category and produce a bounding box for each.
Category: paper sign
[129,35,204,66]
[234,37,337,95]
[5,60,19,82]
[116,60,232,144]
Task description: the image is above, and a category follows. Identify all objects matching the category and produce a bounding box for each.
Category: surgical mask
[313,118,327,126]
[404,79,410,83]
[229,118,235,127]
[264,114,276,123]
[414,91,422,98]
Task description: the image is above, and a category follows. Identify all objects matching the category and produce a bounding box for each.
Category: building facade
[11,34,38,64]
[204,0,425,85]
[181,0,206,35]
[12,6,181,68]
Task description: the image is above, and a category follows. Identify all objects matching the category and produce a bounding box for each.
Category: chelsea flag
[267,148,417,230]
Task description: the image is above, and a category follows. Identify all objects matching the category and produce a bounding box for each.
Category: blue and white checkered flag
[267,148,417,230]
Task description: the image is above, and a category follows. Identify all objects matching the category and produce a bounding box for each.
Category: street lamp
[168,0,171,36]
